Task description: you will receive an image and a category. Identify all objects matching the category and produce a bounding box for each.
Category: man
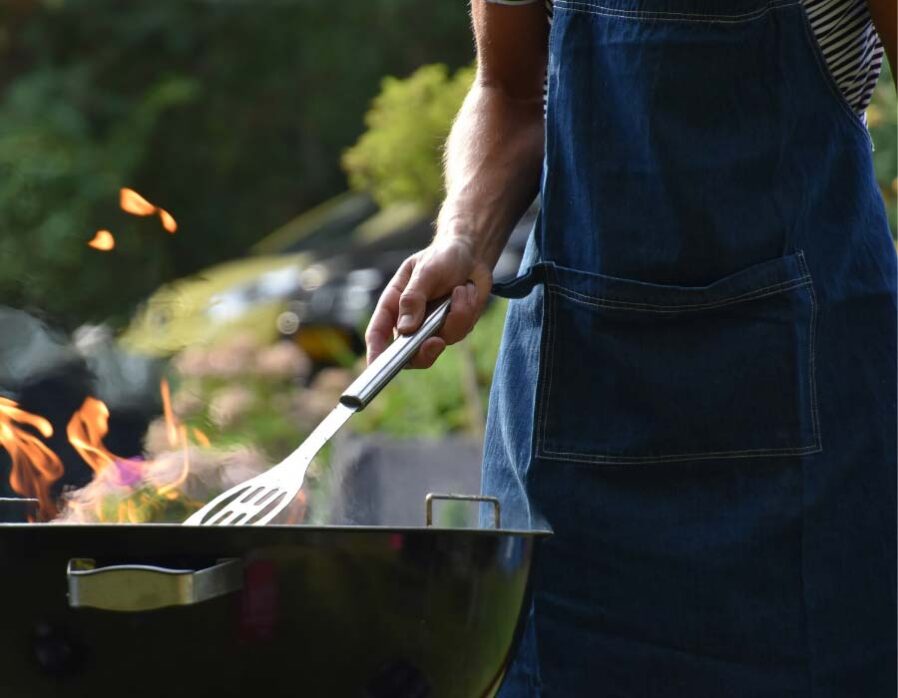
[366,0,897,695]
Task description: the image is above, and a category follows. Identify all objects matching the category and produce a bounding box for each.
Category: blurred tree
[0,0,893,330]
[346,62,896,229]
[867,65,897,236]
[0,0,474,328]
[343,63,475,209]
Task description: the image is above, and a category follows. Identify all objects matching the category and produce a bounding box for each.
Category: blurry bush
[867,65,896,236]
[155,333,334,520]
[167,333,318,459]
[56,331,333,523]
[346,61,897,234]
[0,0,473,328]
[343,64,475,209]
[339,60,509,441]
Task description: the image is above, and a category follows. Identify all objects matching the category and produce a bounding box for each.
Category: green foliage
[96,486,198,524]
[868,65,897,236]
[169,353,310,462]
[0,1,473,328]
[0,62,197,326]
[343,64,475,209]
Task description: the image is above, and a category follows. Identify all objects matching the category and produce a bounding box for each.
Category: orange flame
[156,425,190,496]
[158,208,178,234]
[60,382,209,521]
[160,378,179,449]
[3,376,222,523]
[191,428,211,448]
[66,397,123,474]
[120,188,178,234]
[153,379,198,495]
[119,188,157,217]
[0,397,64,520]
[88,230,115,251]
[160,378,208,449]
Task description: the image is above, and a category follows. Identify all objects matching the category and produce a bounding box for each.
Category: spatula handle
[340,298,451,410]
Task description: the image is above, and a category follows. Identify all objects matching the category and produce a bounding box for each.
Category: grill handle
[425,493,501,529]
[340,298,451,410]
[67,558,243,612]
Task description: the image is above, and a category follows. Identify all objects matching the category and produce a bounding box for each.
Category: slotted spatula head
[183,403,354,526]
[183,299,451,526]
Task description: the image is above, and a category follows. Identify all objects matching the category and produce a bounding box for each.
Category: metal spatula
[184,299,451,526]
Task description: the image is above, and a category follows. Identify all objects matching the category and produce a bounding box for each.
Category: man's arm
[868,0,896,85]
[365,0,548,367]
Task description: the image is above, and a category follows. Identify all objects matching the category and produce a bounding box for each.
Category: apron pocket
[535,251,821,464]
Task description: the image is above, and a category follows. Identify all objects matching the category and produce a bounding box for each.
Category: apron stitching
[538,442,823,464]
[536,251,822,464]
[554,0,800,24]
[535,270,558,458]
[797,455,816,697]
[556,0,795,18]
[536,260,821,463]
[797,251,823,451]
[546,277,811,312]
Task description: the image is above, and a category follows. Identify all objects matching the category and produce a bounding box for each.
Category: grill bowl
[0,521,545,697]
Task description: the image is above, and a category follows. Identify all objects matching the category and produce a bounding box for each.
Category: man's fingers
[439,283,477,346]
[365,284,399,359]
[468,263,493,318]
[397,261,447,335]
[365,257,416,363]
[367,246,493,368]
[406,336,446,369]
[438,264,493,345]
[397,289,428,335]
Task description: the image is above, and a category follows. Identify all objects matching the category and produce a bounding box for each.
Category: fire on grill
[0,277,545,698]
[0,316,545,697]
[1,368,310,525]
[0,8,554,692]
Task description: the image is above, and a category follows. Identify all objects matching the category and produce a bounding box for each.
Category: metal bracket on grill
[67,558,243,612]
[425,493,501,529]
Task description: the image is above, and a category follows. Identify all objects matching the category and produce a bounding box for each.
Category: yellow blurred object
[119,253,307,357]
[866,104,882,128]
[294,326,355,363]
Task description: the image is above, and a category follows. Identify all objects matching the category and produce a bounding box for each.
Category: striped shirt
[489,0,884,115]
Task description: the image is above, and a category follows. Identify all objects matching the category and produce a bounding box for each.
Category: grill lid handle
[67,558,243,612]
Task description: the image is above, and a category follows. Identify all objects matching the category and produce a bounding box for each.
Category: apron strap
[491,262,551,299]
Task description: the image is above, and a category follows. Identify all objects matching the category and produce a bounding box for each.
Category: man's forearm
[436,79,545,269]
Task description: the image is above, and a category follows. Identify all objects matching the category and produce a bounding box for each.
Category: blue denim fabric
[482,0,897,695]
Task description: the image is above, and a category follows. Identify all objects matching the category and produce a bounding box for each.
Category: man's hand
[365,0,548,369]
[365,236,493,368]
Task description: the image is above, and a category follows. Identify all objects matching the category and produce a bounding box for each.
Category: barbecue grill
[0,494,546,697]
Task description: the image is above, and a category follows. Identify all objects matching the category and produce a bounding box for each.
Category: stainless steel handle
[67,558,243,612]
[425,493,501,529]
[340,298,451,410]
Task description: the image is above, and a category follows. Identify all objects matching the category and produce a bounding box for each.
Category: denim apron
[482,0,897,695]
